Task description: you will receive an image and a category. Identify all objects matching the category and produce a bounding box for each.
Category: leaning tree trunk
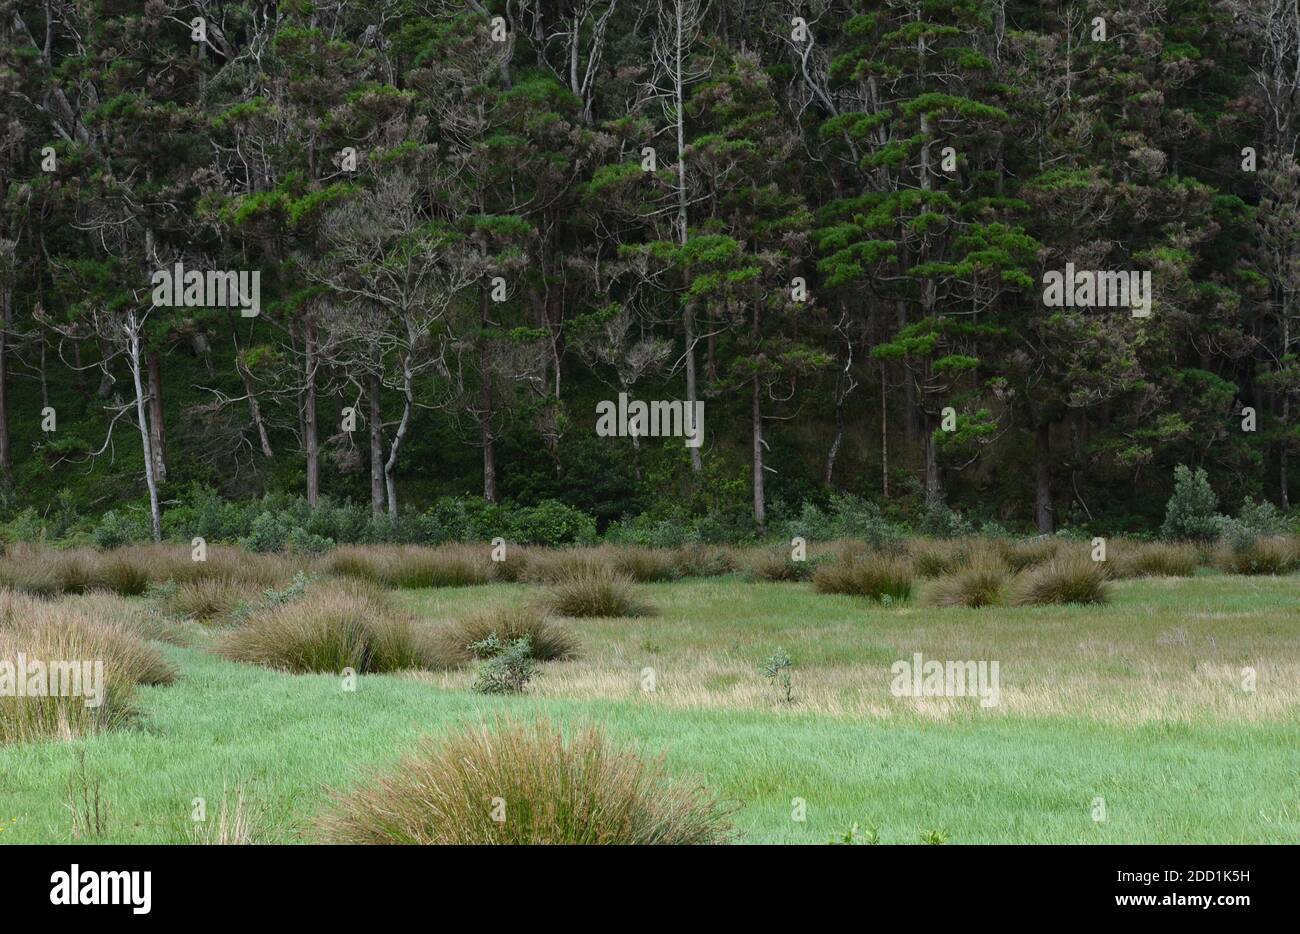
[384,353,414,517]
[0,239,13,486]
[127,312,162,542]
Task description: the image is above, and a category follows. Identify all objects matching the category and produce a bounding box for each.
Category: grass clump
[925,557,1010,608]
[1214,535,1299,576]
[1110,541,1199,578]
[432,605,579,665]
[319,719,734,844]
[0,590,177,744]
[324,545,491,589]
[812,554,912,601]
[995,537,1060,573]
[745,549,814,582]
[1011,554,1110,606]
[216,580,439,673]
[609,547,682,583]
[540,567,655,618]
[165,577,250,623]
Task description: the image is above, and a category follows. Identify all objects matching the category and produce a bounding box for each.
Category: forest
[2,0,1298,543]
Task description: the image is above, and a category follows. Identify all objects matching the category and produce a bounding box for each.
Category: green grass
[1,572,1298,844]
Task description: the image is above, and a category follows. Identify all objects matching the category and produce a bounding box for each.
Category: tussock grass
[319,719,734,845]
[609,547,683,583]
[61,591,188,645]
[0,589,177,744]
[1214,536,1300,576]
[671,543,738,578]
[0,545,299,597]
[165,577,250,624]
[1110,541,1200,578]
[995,537,1060,573]
[1011,554,1110,606]
[925,557,1010,608]
[323,545,492,588]
[187,782,265,845]
[216,580,441,673]
[431,605,580,665]
[539,566,655,618]
[519,548,607,584]
[813,554,913,601]
[744,548,814,582]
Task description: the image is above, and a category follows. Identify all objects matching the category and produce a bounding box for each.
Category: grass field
[2,568,1298,844]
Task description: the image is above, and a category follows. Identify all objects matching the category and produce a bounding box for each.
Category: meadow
[1,539,1297,845]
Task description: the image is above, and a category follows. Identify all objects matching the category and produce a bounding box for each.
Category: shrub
[925,557,1009,608]
[1234,498,1288,536]
[318,719,734,844]
[92,510,148,549]
[812,554,913,601]
[470,635,537,694]
[506,500,599,547]
[540,567,654,618]
[217,580,440,673]
[431,605,579,665]
[918,501,974,538]
[1011,554,1109,606]
[1161,465,1225,541]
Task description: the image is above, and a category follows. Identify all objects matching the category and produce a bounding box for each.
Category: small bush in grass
[470,635,536,694]
[540,567,655,618]
[166,577,249,623]
[432,605,579,665]
[1161,465,1225,541]
[217,580,439,673]
[812,554,913,601]
[1010,554,1109,606]
[925,558,1009,608]
[1111,541,1199,578]
[319,719,734,844]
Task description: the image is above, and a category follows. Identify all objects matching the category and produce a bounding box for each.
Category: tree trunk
[147,350,167,483]
[0,240,12,486]
[479,285,497,502]
[923,410,943,505]
[384,354,414,516]
[368,372,384,515]
[752,372,765,529]
[1035,418,1055,534]
[232,324,273,458]
[880,360,889,499]
[127,313,162,541]
[303,321,320,506]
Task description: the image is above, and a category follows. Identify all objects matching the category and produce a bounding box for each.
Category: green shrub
[92,510,148,549]
[1160,465,1225,541]
[470,635,537,694]
[432,605,579,665]
[318,719,734,844]
[507,500,599,547]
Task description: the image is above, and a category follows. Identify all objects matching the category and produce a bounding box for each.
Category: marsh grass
[318,719,734,845]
